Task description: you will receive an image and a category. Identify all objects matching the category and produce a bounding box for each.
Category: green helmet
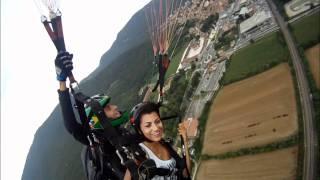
[85,94,111,117]
[85,94,129,129]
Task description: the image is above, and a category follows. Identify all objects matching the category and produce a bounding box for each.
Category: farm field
[223,32,289,84]
[196,146,298,180]
[305,43,320,89]
[202,63,298,155]
[290,11,320,47]
[165,43,189,79]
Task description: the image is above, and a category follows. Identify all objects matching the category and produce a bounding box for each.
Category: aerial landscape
[20,0,319,179]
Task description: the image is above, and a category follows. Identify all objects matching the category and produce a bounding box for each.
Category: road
[266,0,318,179]
[184,60,226,119]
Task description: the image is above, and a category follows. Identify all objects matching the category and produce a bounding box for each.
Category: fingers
[62,59,73,66]
[55,51,74,81]
[61,59,73,71]
[56,51,73,69]
[178,122,186,130]
[178,122,187,137]
[57,51,73,60]
[59,52,73,61]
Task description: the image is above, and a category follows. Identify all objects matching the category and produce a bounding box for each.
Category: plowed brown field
[196,146,298,180]
[305,44,320,89]
[202,63,298,155]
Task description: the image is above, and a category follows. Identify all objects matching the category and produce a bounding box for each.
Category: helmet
[130,103,145,126]
[85,94,129,129]
[129,102,161,142]
[85,94,110,117]
[129,102,160,128]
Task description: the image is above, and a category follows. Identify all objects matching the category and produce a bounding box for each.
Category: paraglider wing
[145,0,185,102]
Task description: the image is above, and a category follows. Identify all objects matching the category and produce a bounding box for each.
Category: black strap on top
[138,159,177,179]
[74,97,89,130]
[138,141,191,180]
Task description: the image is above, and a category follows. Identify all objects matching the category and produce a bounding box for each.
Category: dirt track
[202,63,298,155]
[305,44,320,89]
[196,146,298,180]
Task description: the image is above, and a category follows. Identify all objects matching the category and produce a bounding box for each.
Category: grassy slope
[166,42,189,79]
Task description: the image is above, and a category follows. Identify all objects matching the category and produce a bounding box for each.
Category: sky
[1,0,151,179]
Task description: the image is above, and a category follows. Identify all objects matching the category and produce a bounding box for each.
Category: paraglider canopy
[144,0,185,56]
[144,0,189,102]
[34,0,61,19]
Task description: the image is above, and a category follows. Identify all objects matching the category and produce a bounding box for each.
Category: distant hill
[22,4,155,180]
[98,8,149,68]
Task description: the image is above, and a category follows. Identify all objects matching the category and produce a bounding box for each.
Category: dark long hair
[131,102,161,140]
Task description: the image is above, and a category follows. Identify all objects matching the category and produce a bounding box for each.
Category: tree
[191,71,201,88]
[201,13,219,33]
[191,62,196,71]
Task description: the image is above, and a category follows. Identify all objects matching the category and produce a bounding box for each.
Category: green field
[223,32,290,84]
[290,12,320,48]
[165,43,189,79]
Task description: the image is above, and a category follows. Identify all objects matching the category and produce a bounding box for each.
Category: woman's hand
[178,121,192,173]
[178,122,188,142]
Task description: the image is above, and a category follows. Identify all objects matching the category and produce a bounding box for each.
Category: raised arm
[55,51,89,145]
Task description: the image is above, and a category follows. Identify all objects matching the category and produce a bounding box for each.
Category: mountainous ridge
[22,3,154,180]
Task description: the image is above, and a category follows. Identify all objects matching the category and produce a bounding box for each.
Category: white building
[239,11,272,35]
[284,0,320,18]
[240,0,248,7]
[239,7,249,16]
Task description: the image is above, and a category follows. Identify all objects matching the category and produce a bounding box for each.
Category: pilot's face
[104,104,121,120]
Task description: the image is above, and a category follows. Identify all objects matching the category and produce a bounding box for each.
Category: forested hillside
[22,4,154,180]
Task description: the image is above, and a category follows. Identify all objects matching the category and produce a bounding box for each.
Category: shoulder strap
[162,141,191,180]
[138,159,176,179]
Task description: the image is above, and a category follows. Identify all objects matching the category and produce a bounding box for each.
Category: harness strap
[74,98,89,129]
[139,159,177,179]
[72,92,145,180]
[162,141,191,180]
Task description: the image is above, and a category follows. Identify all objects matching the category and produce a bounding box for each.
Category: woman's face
[140,112,164,142]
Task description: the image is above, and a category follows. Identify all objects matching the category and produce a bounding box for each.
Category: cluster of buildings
[174,0,231,37]
[180,0,230,20]
[232,0,274,37]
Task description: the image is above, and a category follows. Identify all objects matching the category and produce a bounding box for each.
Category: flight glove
[55,51,73,81]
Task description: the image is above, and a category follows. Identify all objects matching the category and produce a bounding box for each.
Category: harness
[70,85,190,180]
[137,140,191,180]
[71,89,144,179]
